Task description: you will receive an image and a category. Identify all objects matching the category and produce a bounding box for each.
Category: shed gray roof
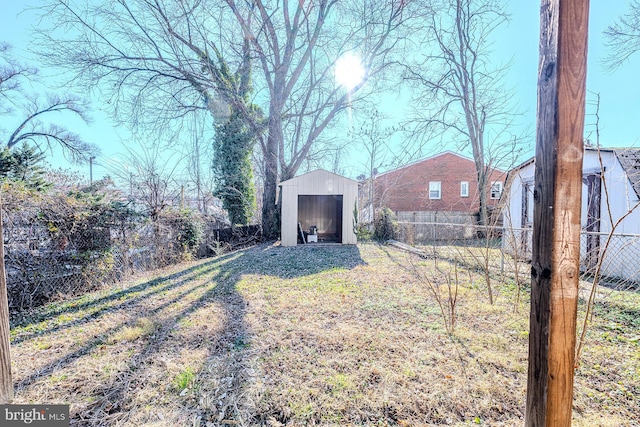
[614,149,640,199]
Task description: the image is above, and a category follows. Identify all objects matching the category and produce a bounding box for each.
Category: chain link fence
[397,221,640,291]
[503,226,640,288]
[1,189,259,312]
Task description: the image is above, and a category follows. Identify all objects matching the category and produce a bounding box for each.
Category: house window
[460,181,469,197]
[429,181,441,199]
[490,181,503,199]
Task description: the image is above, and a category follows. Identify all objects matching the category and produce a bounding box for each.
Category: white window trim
[460,181,469,197]
[429,181,441,200]
[490,181,503,199]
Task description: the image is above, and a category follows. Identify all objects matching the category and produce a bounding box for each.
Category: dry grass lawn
[9,242,640,426]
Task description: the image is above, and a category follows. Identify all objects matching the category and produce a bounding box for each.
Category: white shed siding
[280,184,299,247]
[279,169,358,247]
[504,149,640,281]
[506,151,640,234]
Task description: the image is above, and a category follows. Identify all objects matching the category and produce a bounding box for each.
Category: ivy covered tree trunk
[209,39,262,228]
[213,109,256,226]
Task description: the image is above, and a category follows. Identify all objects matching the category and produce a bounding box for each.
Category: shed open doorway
[297,195,343,243]
[278,169,357,246]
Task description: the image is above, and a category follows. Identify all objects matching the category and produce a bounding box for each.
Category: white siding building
[504,147,640,282]
[278,169,358,247]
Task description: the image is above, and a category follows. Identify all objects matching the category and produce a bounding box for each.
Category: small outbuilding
[279,169,358,247]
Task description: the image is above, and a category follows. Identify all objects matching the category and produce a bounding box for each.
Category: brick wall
[374,152,506,214]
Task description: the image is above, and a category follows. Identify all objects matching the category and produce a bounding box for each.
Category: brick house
[365,151,506,239]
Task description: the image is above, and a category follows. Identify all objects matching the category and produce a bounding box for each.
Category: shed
[279,169,358,247]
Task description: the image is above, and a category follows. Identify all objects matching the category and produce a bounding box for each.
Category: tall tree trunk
[468,127,488,228]
[474,155,488,227]
[262,113,282,240]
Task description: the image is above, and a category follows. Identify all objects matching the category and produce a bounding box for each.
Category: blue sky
[1,1,639,182]
[1,1,133,182]
[504,1,640,150]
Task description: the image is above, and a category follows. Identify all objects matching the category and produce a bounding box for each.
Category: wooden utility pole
[0,197,13,403]
[525,0,589,426]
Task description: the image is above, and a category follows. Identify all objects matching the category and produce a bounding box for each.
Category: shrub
[355,222,374,241]
[374,207,398,242]
[175,209,205,252]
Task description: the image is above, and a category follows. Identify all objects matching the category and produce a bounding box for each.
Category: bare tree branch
[603,1,640,72]
[0,43,38,114]
[403,0,525,226]
[1,44,97,163]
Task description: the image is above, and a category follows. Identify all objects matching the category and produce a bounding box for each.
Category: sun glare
[334,53,365,92]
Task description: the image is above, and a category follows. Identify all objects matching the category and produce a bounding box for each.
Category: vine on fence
[1,180,229,312]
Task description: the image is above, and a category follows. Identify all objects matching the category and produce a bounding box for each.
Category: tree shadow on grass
[10,260,224,345]
[73,263,248,425]
[11,251,243,327]
[12,242,367,425]
[11,251,238,410]
[13,259,225,388]
[240,243,367,278]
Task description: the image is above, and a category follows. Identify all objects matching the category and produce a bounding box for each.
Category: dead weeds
[8,242,640,426]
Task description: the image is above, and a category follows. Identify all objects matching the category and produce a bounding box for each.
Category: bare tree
[107,144,183,222]
[352,109,398,224]
[0,43,97,162]
[405,252,461,334]
[403,0,525,227]
[171,109,223,217]
[35,0,419,239]
[231,0,421,237]
[604,1,640,71]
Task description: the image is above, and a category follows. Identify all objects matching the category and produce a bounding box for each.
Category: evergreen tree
[0,148,15,176]
[0,143,51,191]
